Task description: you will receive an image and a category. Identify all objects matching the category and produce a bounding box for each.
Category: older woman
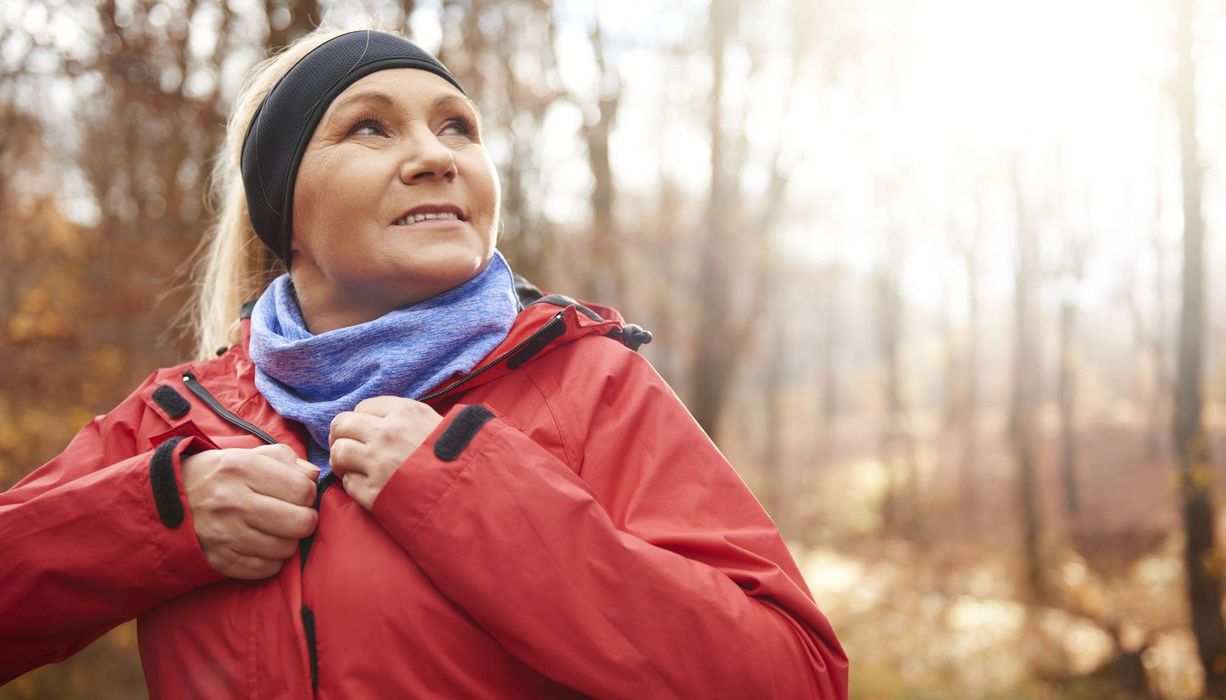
[0,29,847,698]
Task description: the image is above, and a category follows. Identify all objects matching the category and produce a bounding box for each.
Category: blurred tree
[265,0,321,51]
[577,14,623,305]
[947,205,982,535]
[1170,0,1226,694]
[808,258,841,540]
[1148,211,1171,458]
[1121,198,1171,461]
[875,224,919,536]
[687,0,740,440]
[1010,158,1044,600]
[686,0,807,442]
[1055,189,1091,518]
[759,290,789,531]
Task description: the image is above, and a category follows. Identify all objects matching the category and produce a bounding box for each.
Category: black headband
[241,30,465,264]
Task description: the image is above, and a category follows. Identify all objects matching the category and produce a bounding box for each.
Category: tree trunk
[760,295,788,533]
[400,0,417,33]
[875,248,918,536]
[687,0,801,442]
[1149,209,1170,458]
[1172,0,1226,694]
[1010,161,1044,600]
[688,0,737,439]
[960,229,982,535]
[651,175,684,388]
[580,19,623,305]
[1058,299,1080,517]
[804,262,841,542]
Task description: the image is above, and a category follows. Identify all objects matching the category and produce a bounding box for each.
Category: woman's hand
[329,396,443,510]
[181,444,320,579]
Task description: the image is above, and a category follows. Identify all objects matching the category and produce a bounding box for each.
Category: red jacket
[0,294,848,698]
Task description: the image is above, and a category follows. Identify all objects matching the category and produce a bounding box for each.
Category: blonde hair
[187,28,352,359]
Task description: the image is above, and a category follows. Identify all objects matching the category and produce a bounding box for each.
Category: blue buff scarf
[249,251,519,475]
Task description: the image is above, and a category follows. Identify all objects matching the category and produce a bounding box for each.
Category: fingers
[215,451,317,506]
[212,549,285,581]
[295,459,322,481]
[242,493,319,539]
[230,527,300,561]
[250,443,300,466]
[246,444,320,499]
[330,411,381,446]
[341,471,374,511]
[187,444,321,581]
[329,437,370,474]
[352,395,413,417]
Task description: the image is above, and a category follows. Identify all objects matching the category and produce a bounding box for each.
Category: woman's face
[289,68,499,333]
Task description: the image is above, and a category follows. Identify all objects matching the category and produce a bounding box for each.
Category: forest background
[2,0,1225,697]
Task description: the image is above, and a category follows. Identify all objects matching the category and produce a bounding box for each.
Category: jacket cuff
[370,403,505,533]
[146,436,222,588]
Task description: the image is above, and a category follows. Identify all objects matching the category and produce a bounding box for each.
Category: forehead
[328,68,465,111]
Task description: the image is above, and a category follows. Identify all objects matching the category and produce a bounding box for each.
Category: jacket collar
[235,294,627,403]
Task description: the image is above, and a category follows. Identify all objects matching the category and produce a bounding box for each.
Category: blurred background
[2,0,1224,697]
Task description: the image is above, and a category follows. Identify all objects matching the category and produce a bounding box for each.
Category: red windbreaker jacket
[0,293,848,698]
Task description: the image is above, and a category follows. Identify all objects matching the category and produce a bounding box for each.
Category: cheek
[461,148,499,208]
[293,155,334,254]
[471,157,501,231]
[489,165,501,212]
[295,157,382,254]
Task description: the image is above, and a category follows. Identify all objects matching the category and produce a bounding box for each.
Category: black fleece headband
[241,30,465,264]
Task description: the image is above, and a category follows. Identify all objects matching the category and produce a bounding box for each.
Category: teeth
[395,211,460,225]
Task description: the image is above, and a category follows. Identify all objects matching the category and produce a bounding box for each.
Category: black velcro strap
[434,405,496,462]
[152,384,191,419]
[150,437,186,528]
[506,319,566,370]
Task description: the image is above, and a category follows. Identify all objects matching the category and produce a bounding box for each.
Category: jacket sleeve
[0,375,223,684]
[370,342,849,699]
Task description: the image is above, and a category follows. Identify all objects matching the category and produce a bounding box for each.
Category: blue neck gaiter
[249,251,519,475]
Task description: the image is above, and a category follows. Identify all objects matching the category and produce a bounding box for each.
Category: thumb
[295,458,322,481]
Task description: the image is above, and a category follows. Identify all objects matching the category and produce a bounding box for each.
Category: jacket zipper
[420,308,567,402]
[298,471,335,693]
[181,370,330,694]
[181,372,278,445]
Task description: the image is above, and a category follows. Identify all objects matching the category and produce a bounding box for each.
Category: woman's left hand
[329,396,443,510]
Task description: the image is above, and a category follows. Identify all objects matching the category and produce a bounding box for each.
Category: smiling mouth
[394,211,463,226]
[392,204,468,226]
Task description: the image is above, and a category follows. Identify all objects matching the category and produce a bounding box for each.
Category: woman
[0,28,848,698]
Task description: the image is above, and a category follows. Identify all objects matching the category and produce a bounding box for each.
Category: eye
[439,116,476,139]
[347,115,389,138]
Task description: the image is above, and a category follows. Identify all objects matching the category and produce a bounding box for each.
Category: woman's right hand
[181,444,320,580]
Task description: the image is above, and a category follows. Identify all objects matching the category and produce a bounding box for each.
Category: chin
[416,246,490,278]
[401,258,489,297]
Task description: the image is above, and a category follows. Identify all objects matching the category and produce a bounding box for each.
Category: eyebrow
[325,90,477,123]
[326,91,396,119]
[432,94,476,113]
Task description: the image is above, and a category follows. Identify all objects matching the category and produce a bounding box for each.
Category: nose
[398,125,457,184]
